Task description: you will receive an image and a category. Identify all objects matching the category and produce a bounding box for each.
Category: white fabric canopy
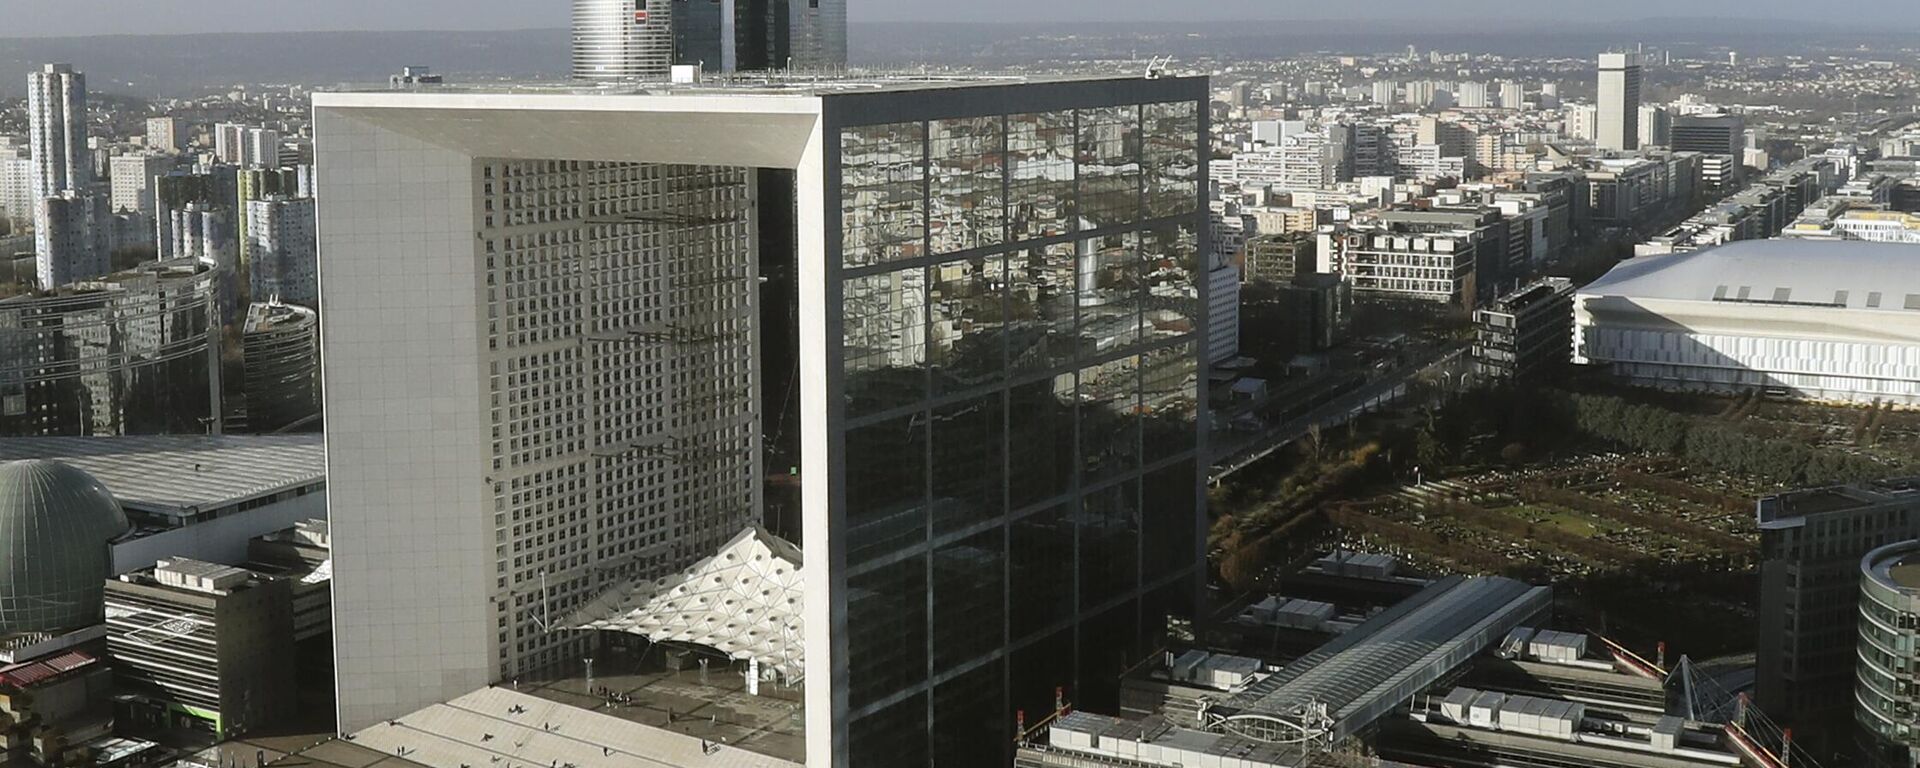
[566,527,804,680]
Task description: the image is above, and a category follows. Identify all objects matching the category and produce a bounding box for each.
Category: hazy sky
[0,0,1899,37]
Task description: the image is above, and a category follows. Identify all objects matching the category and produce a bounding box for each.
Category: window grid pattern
[836,100,1205,766]
[479,159,758,677]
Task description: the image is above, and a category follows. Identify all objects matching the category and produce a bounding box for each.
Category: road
[1208,345,1468,485]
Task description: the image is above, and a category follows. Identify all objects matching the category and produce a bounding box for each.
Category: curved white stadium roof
[1581,240,1920,310]
[565,527,804,679]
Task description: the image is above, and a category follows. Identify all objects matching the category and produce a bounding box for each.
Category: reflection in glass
[845,414,926,565]
[1141,221,1201,338]
[1008,111,1076,242]
[933,528,1004,670]
[931,394,1005,535]
[1077,232,1143,355]
[1008,376,1074,510]
[1143,102,1201,219]
[1010,503,1074,642]
[933,658,1007,765]
[1008,243,1080,374]
[1077,105,1142,230]
[929,116,1007,254]
[848,556,928,707]
[1140,341,1198,465]
[1080,479,1140,610]
[1079,357,1141,483]
[1142,460,1198,583]
[930,256,1008,394]
[843,269,927,417]
[842,122,927,268]
[849,690,928,768]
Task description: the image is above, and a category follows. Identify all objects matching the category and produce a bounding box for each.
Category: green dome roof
[0,460,130,635]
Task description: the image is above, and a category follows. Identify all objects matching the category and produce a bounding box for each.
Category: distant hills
[0,18,1909,98]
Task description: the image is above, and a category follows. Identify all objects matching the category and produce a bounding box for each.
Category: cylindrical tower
[572,0,674,81]
[1858,539,1920,766]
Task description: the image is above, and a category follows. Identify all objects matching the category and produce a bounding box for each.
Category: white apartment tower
[1597,52,1643,152]
[110,152,174,216]
[28,64,89,201]
[146,116,184,152]
[243,196,318,307]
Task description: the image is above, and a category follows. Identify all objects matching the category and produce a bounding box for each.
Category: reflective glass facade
[831,94,1207,766]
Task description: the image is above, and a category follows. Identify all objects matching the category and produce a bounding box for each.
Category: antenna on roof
[1145,55,1174,80]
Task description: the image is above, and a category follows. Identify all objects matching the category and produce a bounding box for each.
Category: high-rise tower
[575,0,847,79]
[1596,52,1643,152]
[28,63,106,289]
[572,0,675,80]
[27,64,88,201]
[314,74,1210,767]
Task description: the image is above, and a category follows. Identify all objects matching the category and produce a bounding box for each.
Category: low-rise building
[104,558,296,738]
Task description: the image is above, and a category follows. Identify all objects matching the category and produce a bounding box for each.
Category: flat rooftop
[1866,540,1920,593]
[328,72,1175,99]
[345,684,799,768]
[0,435,325,521]
[1757,477,1920,527]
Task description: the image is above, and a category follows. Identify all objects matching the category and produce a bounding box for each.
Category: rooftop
[1756,477,1920,528]
[1865,540,1920,593]
[344,682,801,768]
[320,72,1198,103]
[1210,575,1549,742]
[0,435,325,522]
[1580,240,1920,310]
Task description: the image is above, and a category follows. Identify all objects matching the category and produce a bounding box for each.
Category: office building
[1472,278,1574,380]
[145,116,183,152]
[1858,539,1920,766]
[670,0,847,73]
[0,258,221,437]
[1673,113,1747,187]
[243,196,317,306]
[1756,479,1920,745]
[0,434,327,573]
[1575,240,1920,404]
[1596,53,1642,151]
[0,459,130,634]
[105,558,297,737]
[312,74,1210,766]
[240,301,321,433]
[1563,103,1598,142]
[572,0,675,79]
[1638,104,1671,148]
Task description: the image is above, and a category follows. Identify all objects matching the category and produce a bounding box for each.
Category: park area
[1208,379,1920,660]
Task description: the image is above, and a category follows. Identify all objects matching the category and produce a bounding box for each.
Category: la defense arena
[1575,239,1920,405]
[312,73,1212,768]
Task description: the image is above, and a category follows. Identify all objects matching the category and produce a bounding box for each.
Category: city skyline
[7,0,1920,37]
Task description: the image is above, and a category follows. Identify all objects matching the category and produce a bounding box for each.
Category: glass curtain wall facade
[829,93,1207,767]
